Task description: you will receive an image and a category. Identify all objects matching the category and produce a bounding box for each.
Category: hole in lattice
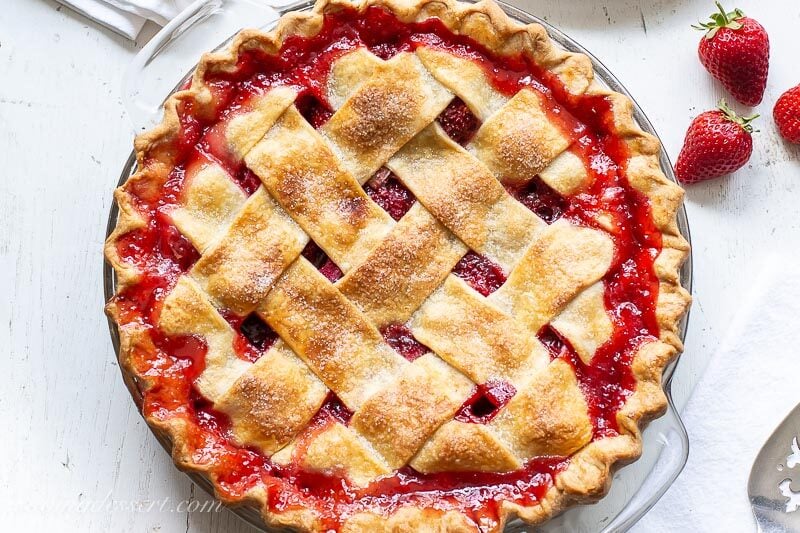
[537,324,569,361]
[156,210,200,271]
[364,167,416,221]
[301,241,343,282]
[317,391,353,425]
[436,97,480,146]
[455,380,516,424]
[469,396,497,419]
[240,313,276,351]
[295,91,334,129]
[190,388,232,435]
[221,311,277,363]
[779,478,800,513]
[380,323,429,362]
[788,437,800,469]
[508,176,569,224]
[452,251,506,296]
[232,167,262,196]
[779,438,800,513]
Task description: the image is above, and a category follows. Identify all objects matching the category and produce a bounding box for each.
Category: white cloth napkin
[635,257,800,532]
[56,0,194,40]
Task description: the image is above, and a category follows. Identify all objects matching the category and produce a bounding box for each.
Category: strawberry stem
[718,99,759,133]
[692,2,745,39]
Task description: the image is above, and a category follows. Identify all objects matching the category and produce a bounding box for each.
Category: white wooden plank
[1,0,797,531]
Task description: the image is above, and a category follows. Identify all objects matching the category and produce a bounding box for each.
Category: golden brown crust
[215,343,329,454]
[105,0,691,531]
[244,105,394,271]
[337,202,467,327]
[410,275,548,384]
[470,88,571,183]
[350,353,474,469]
[491,359,593,459]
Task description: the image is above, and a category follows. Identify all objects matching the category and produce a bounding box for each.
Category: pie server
[748,402,800,532]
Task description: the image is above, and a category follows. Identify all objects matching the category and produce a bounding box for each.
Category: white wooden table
[2,0,798,531]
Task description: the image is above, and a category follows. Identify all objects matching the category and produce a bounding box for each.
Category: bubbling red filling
[221,311,277,363]
[364,168,417,221]
[381,323,430,361]
[452,251,506,296]
[455,380,517,424]
[111,6,662,530]
[437,97,480,145]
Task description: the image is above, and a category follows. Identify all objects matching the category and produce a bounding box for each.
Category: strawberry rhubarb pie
[105,0,691,530]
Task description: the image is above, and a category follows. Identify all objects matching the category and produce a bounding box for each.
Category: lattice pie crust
[105,0,691,530]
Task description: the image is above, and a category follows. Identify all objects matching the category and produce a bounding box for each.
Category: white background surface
[2,0,799,531]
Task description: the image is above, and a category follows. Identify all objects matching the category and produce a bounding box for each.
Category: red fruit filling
[317,392,354,425]
[232,167,263,196]
[301,241,344,282]
[508,176,569,224]
[380,323,429,361]
[455,380,517,424]
[363,168,417,221]
[452,251,506,296]
[192,390,233,436]
[110,6,664,530]
[117,209,200,275]
[436,97,480,145]
[296,91,335,129]
[221,311,278,363]
[538,324,568,361]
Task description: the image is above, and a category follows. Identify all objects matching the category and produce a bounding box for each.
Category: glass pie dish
[105,0,693,530]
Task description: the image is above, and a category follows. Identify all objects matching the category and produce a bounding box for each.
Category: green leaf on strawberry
[693,2,745,39]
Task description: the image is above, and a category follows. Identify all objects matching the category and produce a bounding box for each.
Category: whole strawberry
[774,85,800,144]
[675,100,757,184]
[694,2,769,106]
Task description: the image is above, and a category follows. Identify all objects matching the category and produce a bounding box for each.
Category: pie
[104,0,691,530]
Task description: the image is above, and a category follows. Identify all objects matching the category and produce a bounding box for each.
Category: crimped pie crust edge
[104,0,692,530]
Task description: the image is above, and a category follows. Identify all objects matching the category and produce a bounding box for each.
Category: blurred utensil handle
[748,402,800,532]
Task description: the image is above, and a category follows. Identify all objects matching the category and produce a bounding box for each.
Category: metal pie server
[749,402,800,532]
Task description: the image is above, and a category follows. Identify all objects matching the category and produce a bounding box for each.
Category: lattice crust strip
[169,160,248,253]
[215,340,329,455]
[387,123,544,268]
[148,42,629,490]
[320,52,454,183]
[244,105,395,272]
[415,46,590,195]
